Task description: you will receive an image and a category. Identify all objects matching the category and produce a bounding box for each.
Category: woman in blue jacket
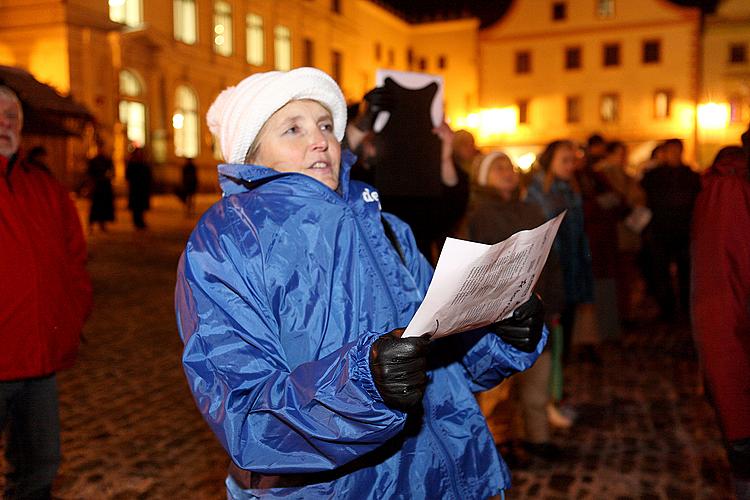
[175,67,546,499]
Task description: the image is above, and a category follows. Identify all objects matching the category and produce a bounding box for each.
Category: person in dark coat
[86,143,115,233]
[465,151,566,460]
[125,147,152,229]
[180,157,198,216]
[640,138,701,322]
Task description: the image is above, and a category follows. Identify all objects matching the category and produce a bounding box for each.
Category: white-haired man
[0,85,92,499]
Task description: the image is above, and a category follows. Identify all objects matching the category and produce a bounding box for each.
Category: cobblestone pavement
[1,195,734,499]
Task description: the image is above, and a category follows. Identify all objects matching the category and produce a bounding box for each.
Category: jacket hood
[217,149,356,199]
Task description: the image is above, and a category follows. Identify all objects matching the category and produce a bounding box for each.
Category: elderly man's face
[0,95,22,158]
[252,99,341,191]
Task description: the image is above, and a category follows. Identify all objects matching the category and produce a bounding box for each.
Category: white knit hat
[476,152,509,186]
[206,67,347,164]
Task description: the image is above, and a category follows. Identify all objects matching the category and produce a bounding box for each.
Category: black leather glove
[369,329,429,412]
[490,294,544,353]
[354,86,396,132]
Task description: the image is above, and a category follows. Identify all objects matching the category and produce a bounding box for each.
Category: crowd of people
[2,64,749,499]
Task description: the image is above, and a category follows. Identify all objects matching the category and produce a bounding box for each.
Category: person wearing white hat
[175,67,546,499]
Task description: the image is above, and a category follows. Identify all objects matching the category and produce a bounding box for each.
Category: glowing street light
[697,102,729,130]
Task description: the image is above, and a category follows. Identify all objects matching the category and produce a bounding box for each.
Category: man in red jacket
[0,85,92,499]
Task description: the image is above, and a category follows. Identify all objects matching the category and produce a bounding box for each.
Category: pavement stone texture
[0,194,735,499]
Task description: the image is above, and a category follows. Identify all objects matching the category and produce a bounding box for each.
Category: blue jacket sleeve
[175,216,406,473]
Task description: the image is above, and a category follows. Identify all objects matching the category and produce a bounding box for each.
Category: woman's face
[252,99,341,190]
[550,144,576,180]
[487,156,519,198]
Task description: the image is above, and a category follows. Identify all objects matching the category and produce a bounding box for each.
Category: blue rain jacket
[175,151,546,499]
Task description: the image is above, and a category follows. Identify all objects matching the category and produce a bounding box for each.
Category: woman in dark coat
[86,151,115,232]
[125,147,152,229]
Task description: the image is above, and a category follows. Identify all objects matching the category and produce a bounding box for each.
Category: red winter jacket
[691,148,750,442]
[0,153,92,381]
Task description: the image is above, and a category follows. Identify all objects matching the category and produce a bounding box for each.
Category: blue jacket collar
[218,149,356,199]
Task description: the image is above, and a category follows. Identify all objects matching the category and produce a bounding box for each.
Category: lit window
[213,1,233,56]
[515,51,531,74]
[174,0,197,44]
[597,0,615,18]
[517,99,529,124]
[303,38,314,67]
[246,13,264,66]
[552,2,567,21]
[654,90,672,119]
[603,43,620,67]
[174,85,199,158]
[331,50,342,83]
[565,46,582,70]
[118,70,146,148]
[729,95,745,123]
[729,43,747,64]
[642,40,660,64]
[274,25,292,70]
[109,0,142,27]
[566,96,581,123]
[600,93,619,122]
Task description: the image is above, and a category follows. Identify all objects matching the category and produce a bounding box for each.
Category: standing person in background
[526,140,595,364]
[86,140,115,233]
[452,129,480,179]
[180,157,198,217]
[692,140,750,500]
[0,85,92,499]
[466,151,567,460]
[125,146,152,230]
[640,138,701,323]
[175,67,546,499]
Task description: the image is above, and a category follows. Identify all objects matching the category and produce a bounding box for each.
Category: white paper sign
[372,69,444,132]
[402,212,566,340]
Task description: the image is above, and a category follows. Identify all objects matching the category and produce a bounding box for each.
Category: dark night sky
[374,0,720,28]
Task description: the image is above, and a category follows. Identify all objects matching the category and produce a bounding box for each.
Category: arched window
[118,69,147,147]
[109,0,142,27]
[173,85,199,158]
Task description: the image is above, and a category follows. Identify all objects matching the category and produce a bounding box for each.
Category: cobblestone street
[1,194,734,499]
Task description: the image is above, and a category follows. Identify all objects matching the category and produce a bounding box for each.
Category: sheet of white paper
[372,69,444,132]
[402,212,566,339]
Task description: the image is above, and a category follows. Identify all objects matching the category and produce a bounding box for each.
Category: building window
[566,96,581,123]
[331,50,342,83]
[600,93,619,122]
[331,0,341,14]
[565,46,581,70]
[274,25,292,71]
[642,40,661,64]
[552,2,567,21]
[437,55,447,70]
[418,57,427,71]
[246,13,264,66]
[603,43,620,67]
[375,43,382,61]
[729,95,745,123]
[303,38,314,67]
[517,99,529,124]
[174,0,197,44]
[654,90,672,119]
[515,51,531,74]
[407,48,414,68]
[173,85,199,158]
[118,69,146,147]
[388,48,395,66]
[213,1,233,56]
[597,0,615,18]
[729,43,747,64]
[109,0,142,27]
